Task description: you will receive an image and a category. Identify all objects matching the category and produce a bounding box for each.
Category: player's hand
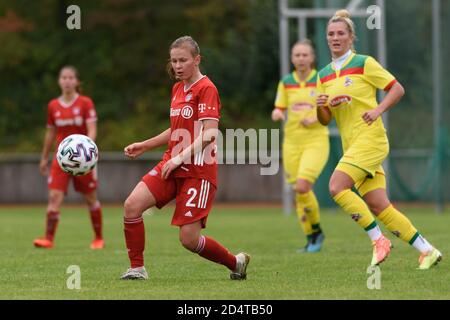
[161,156,182,180]
[39,158,49,176]
[316,94,329,108]
[301,117,317,127]
[271,108,285,122]
[362,108,382,125]
[124,142,146,159]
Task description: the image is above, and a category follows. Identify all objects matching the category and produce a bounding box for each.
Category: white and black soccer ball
[56,134,99,176]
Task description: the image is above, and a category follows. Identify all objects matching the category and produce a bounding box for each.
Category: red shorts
[142,161,216,228]
[48,159,97,194]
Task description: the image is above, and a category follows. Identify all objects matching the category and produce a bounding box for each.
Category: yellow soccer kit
[275,70,329,184]
[316,53,397,184]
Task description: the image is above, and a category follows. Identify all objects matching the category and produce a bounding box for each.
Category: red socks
[195,236,237,271]
[45,210,60,241]
[124,217,145,268]
[89,202,103,239]
[123,217,236,271]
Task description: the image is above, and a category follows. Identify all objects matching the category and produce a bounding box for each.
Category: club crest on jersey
[185,93,193,102]
[329,95,352,108]
[73,107,80,115]
[310,90,316,97]
[344,77,353,87]
[181,105,194,119]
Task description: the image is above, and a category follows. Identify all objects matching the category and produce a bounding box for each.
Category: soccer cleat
[230,252,251,280]
[90,238,105,250]
[370,235,392,266]
[296,245,309,253]
[33,237,54,249]
[120,266,148,280]
[418,248,442,270]
[307,232,325,253]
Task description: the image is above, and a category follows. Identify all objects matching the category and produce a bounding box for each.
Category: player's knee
[295,180,311,194]
[124,197,142,219]
[329,180,344,197]
[84,194,97,207]
[179,232,198,252]
[367,199,390,216]
[48,192,63,208]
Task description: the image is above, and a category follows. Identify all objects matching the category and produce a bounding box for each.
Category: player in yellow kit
[272,40,329,253]
[316,9,442,269]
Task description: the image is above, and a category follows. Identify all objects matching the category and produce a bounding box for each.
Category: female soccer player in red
[33,66,104,250]
[120,36,250,280]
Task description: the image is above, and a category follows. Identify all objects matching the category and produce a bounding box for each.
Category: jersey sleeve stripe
[384,79,397,91]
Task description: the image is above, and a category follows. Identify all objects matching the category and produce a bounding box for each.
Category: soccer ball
[56,134,99,176]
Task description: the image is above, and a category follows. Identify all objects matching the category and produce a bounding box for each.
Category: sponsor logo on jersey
[198,103,207,113]
[54,117,84,127]
[329,95,352,108]
[170,108,181,117]
[181,105,194,119]
[149,169,158,176]
[310,90,316,97]
[185,93,193,102]
[291,102,313,112]
[184,211,193,217]
[73,107,80,115]
[344,77,353,87]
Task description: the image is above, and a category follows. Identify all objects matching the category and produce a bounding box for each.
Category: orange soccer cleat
[33,237,54,249]
[370,235,392,266]
[90,238,105,250]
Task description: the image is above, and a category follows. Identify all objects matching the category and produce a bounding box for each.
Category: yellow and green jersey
[275,70,329,145]
[316,53,397,152]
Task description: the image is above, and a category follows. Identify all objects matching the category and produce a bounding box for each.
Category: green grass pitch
[0,205,449,299]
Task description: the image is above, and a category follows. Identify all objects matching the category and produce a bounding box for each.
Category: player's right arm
[39,126,56,176]
[124,128,171,159]
[272,81,286,122]
[316,94,332,125]
[315,77,332,126]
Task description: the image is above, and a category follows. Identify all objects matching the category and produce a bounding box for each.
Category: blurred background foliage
[0,0,448,153]
[0,0,308,152]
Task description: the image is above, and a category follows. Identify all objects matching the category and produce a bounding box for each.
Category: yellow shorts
[283,137,330,184]
[335,162,386,196]
[340,137,389,178]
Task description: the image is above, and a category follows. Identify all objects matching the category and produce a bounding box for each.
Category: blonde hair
[292,39,316,69]
[328,9,357,52]
[166,36,201,79]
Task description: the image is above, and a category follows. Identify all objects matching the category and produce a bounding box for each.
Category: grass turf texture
[0,205,449,299]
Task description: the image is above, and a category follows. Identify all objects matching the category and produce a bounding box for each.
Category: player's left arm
[84,97,98,140]
[362,82,405,125]
[86,121,97,141]
[361,57,405,125]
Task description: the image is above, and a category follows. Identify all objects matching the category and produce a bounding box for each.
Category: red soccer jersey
[47,94,97,145]
[164,76,221,186]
